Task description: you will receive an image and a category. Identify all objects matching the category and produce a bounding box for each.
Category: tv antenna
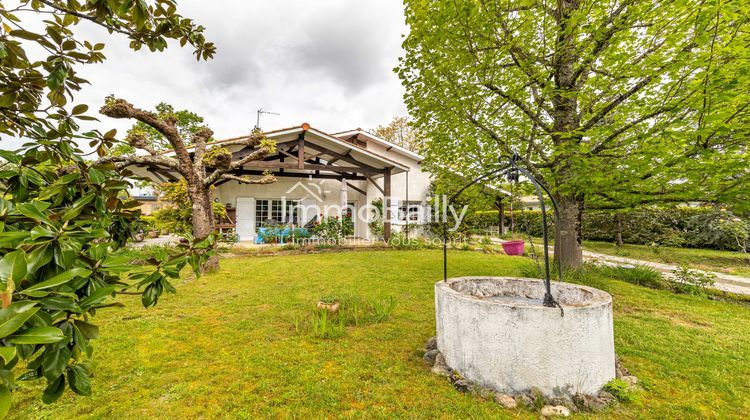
[255,108,280,130]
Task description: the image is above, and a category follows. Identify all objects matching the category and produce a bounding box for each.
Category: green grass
[10,250,750,418]
[583,240,750,276]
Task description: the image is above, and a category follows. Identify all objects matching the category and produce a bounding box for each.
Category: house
[133,123,434,242]
[128,185,164,215]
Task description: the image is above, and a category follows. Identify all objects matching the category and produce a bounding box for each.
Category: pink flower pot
[501,240,525,256]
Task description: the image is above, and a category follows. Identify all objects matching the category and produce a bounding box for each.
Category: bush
[668,265,716,296]
[592,264,667,290]
[311,215,354,243]
[603,378,639,403]
[464,207,750,251]
[151,180,226,235]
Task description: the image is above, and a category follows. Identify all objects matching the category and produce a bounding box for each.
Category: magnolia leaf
[22,268,92,293]
[8,327,66,344]
[0,250,27,289]
[0,304,39,338]
[0,347,16,365]
[0,384,10,419]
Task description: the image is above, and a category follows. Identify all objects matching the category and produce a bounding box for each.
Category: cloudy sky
[6,0,409,148]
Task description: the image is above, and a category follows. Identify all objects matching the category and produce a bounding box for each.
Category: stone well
[435,277,615,396]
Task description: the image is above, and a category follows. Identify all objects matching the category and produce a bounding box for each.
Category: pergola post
[384,167,392,242]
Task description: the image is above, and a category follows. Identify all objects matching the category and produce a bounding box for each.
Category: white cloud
[2,1,407,150]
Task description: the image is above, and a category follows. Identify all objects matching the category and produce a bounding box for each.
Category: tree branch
[91,154,181,171]
[482,83,553,133]
[579,76,653,131]
[192,126,214,165]
[219,174,276,185]
[100,98,193,171]
[38,0,133,37]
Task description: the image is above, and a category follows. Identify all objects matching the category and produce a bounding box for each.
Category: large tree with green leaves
[399,0,750,268]
[0,0,216,414]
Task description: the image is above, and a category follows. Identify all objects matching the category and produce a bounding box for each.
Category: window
[285,200,299,224]
[398,201,422,223]
[255,199,283,229]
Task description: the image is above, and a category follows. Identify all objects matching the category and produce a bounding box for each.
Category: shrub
[603,378,639,403]
[464,207,750,251]
[151,180,225,235]
[368,198,385,239]
[593,264,667,290]
[311,215,354,243]
[668,265,716,296]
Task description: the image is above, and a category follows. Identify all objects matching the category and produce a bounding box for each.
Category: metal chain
[514,179,564,317]
[514,180,544,279]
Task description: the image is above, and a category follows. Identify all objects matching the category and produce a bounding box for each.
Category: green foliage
[0,0,215,412]
[603,378,639,403]
[0,1,214,140]
[591,265,667,290]
[0,146,215,410]
[468,207,750,252]
[151,180,225,235]
[368,198,384,239]
[669,266,716,297]
[134,103,206,152]
[311,216,354,243]
[294,294,397,339]
[399,0,750,254]
[371,116,423,152]
[387,232,427,250]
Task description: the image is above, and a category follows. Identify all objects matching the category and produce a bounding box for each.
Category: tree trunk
[495,197,505,236]
[553,194,584,269]
[614,212,624,246]
[189,183,219,273]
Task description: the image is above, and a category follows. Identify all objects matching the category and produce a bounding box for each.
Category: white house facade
[135,124,435,242]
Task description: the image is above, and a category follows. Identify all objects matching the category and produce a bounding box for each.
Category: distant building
[132,194,162,215]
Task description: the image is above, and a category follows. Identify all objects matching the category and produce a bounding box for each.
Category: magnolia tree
[95,97,277,270]
[399,0,750,267]
[0,0,218,414]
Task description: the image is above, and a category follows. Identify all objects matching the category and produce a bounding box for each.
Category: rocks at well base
[420,336,639,415]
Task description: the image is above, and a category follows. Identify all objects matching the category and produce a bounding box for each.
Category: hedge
[466,207,750,251]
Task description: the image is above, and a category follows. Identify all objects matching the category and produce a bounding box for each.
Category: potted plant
[317,295,340,313]
[501,233,525,256]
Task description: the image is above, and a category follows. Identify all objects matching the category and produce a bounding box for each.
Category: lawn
[10,250,750,418]
[583,240,750,276]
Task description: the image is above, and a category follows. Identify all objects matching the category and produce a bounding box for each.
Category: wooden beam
[366,175,384,194]
[225,169,365,181]
[278,147,298,160]
[148,166,168,183]
[384,167,392,242]
[346,181,367,196]
[242,160,382,175]
[297,132,305,169]
[304,142,379,172]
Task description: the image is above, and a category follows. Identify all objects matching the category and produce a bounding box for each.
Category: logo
[284,180,330,202]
